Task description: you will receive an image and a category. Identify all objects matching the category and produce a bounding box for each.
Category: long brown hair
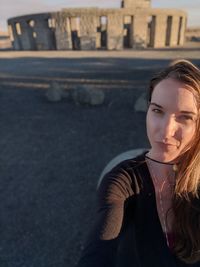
[148,59,200,264]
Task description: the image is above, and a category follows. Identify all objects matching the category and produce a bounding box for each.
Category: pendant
[173,164,178,172]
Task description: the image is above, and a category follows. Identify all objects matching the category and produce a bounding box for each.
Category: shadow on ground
[1,57,200,267]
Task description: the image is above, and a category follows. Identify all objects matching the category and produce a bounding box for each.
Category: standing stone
[107,14,123,50]
[80,15,97,50]
[54,13,72,50]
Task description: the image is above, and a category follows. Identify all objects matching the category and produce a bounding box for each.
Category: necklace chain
[145,154,179,172]
[146,159,175,247]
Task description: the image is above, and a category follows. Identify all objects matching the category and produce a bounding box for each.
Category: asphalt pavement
[0,49,200,267]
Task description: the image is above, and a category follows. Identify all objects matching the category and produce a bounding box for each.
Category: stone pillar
[34,19,55,50]
[170,16,179,46]
[178,16,186,46]
[133,14,148,48]
[107,14,123,50]
[54,14,72,50]
[80,15,97,50]
[153,15,167,48]
[9,23,22,50]
[70,17,81,50]
[96,18,101,49]
[20,21,35,50]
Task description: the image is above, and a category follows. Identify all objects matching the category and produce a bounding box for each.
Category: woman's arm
[76,162,134,267]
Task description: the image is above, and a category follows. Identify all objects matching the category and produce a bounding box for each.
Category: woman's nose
[161,117,177,139]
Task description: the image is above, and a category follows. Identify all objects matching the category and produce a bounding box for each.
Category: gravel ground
[0,48,200,267]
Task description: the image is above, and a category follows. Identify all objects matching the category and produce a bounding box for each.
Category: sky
[0,0,200,31]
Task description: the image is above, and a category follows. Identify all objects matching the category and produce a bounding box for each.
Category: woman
[77,60,200,267]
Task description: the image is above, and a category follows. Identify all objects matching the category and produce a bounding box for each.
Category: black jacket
[77,153,200,267]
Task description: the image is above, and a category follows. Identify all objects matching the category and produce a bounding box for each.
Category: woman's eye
[152,109,162,114]
[180,115,193,121]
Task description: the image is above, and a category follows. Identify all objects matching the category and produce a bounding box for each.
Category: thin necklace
[145,154,179,172]
[146,160,175,247]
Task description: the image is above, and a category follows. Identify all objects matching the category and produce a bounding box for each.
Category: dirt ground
[0,46,200,267]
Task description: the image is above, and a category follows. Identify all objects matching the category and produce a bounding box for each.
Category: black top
[77,152,200,267]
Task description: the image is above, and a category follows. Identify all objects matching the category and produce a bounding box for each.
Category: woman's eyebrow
[149,102,163,108]
[180,110,197,115]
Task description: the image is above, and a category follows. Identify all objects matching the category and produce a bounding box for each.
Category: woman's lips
[156,141,177,148]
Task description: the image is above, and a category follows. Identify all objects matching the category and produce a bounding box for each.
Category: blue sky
[0,0,200,31]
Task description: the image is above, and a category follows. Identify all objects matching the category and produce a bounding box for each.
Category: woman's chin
[149,150,179,163]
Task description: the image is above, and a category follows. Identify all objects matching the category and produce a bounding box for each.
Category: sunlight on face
[146,78,198,162]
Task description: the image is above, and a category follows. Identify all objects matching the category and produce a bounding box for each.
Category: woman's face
[146,78,198,162]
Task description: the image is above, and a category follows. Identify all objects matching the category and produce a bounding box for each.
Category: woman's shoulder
[112,151,147,170]
[98,152,147,201]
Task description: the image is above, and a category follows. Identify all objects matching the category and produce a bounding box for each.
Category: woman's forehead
[152,78,198,112]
